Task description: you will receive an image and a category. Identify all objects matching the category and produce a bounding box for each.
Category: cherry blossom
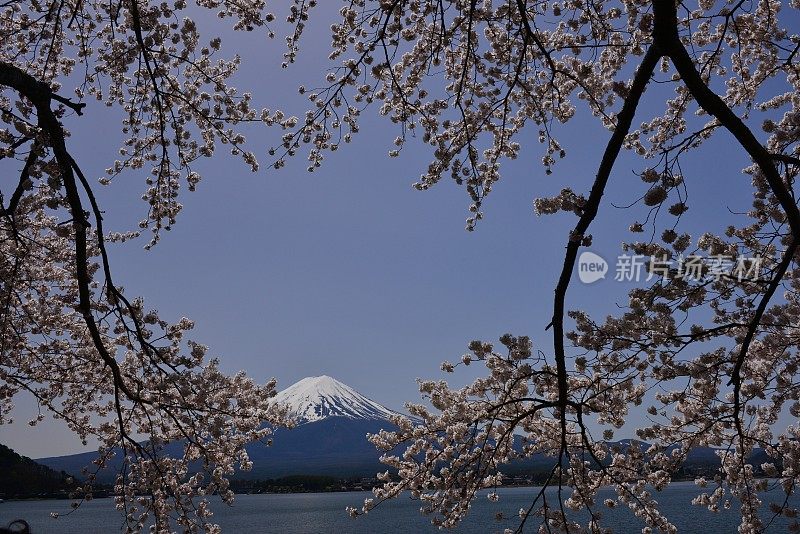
[3,0,800,531]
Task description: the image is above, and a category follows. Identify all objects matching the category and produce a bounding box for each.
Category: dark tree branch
[667,37,800,237]
[4,141,39,216]
[772,153,800,167]
[660,0,800,442]
[549,45,661,445]
[0,60,138,404]
[0,136,31,160]
[51,93,86,115]
[728,241,797,412]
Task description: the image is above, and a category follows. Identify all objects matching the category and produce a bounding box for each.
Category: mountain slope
[243,416,395,479]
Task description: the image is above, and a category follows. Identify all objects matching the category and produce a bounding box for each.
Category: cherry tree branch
[549,45,660,443]
[667,39,800,236]
[662,4,800,439]
[0,60,138,404]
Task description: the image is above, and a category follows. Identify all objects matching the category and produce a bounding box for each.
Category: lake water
[2,482,797,533]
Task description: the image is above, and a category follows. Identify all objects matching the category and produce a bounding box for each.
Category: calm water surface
[2,482,797,533]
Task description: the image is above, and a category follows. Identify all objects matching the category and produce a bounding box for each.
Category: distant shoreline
[2,476,728,502]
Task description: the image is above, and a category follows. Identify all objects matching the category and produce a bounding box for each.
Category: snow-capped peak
[273,375,400,424]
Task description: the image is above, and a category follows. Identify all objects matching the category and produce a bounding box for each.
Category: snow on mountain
[272,375,400,424]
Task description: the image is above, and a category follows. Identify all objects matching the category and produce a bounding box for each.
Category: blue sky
[0,5,766,457]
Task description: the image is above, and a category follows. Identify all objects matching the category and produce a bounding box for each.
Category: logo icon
[578,251,608,284]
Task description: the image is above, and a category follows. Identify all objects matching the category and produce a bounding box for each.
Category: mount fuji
[272,375,400,423]
[37,376,407,481]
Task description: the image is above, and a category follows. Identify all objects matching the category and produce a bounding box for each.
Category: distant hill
[0,443,78,498]
[35,376,779,486]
